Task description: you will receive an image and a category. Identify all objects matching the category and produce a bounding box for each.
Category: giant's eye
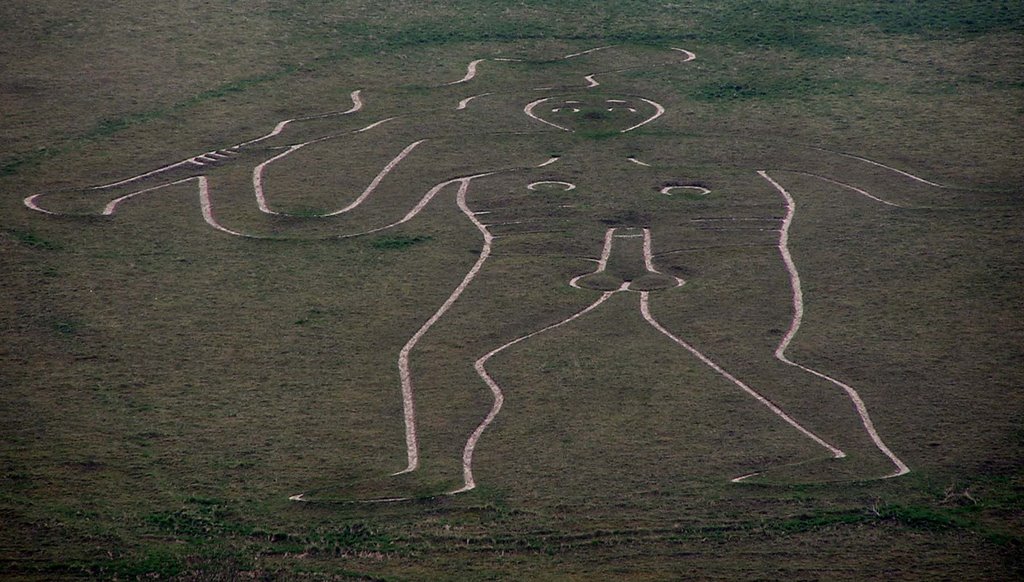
[606,99,637,113]
[552,100,582,113]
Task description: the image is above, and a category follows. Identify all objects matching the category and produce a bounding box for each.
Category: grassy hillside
[2,1,1022,579]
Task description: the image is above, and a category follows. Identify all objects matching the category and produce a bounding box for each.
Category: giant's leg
[640,172,911,483]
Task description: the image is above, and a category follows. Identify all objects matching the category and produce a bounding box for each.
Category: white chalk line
[238,90,365,148]
[536,156,561,167]
[452,229,676,492]
[84,91,365,192]
[98,175,256,238]
[196,176,258,238]
[252,145,306,214]
[671,47,697,62]
[524,98,571,132]
[567,228,683,290]
[239,124,285,147]
[150,170,503,500]
[564,46,614,59]
[352,172,493,240]
[446,59,486,85]
[89,159,195,191]
[456,221,839,493]
[41,151,488,245]
[456,93,493,110]
[523,96,665,134]
[288,491,413,504]
[814,148,946,188]
[45,47,911,496]
[727,455,865,484]
[353,117,398,134]
[640,228,684,288]
[661,185,710,196]
[321,174,489,242]
[687,217,776,222]
[564,46,694,91]
[758,170,910,478]
[621,98,665,133]
[253,139,425,217]
[462,224,835,493]
[293,90,365,123]
[23,193,56,215]
[639,292,845,459]
[627,157,651,167]
[102,177,194,216]
[393,173,497,475]
[27,46,698,204]
[529,49,687,129]
[595,227,615,272]
[527,180,576,191]
[569,228,616,288]
[784,171,903,207]
[452,290,618,493]
[282,116,397,151]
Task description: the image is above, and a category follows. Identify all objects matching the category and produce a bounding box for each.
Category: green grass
[93,68,299,139]
[5,228,61,250]
[2,1,1022,580]
[1,67,299,177]
[370,234,433,250]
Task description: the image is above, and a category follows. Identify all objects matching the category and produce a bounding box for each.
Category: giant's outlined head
[524,94,665,135]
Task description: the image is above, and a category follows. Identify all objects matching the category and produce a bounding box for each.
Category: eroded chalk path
[639,292,845,463]
[253,134,420,217]
[24,46,922,500]
[758,170,910,479]
[392,173,496,475]
[463,227,842,494]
